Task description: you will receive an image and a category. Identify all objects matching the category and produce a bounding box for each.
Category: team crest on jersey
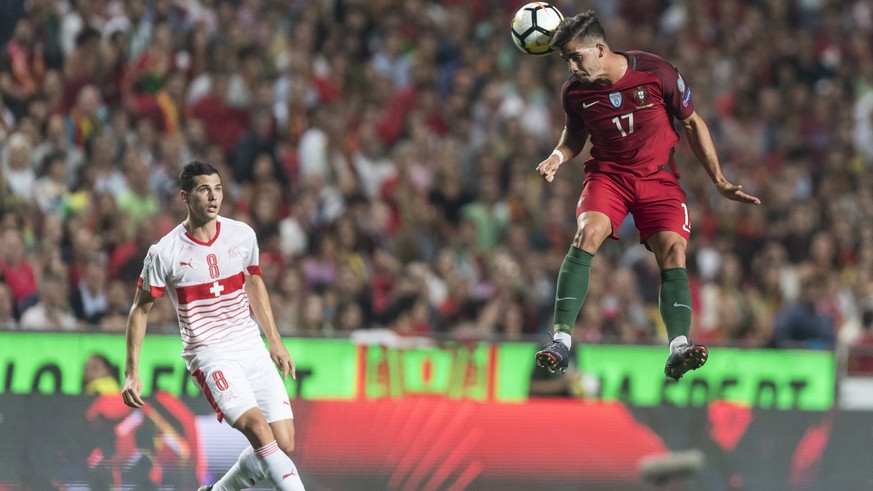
[632,85,651,108]
[227,246,242,258]
[609,92,623,108]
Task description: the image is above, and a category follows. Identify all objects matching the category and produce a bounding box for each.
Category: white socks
[213,442,305,491]
[554,331,572,349]
[670,335,688,354]
[256,441,305,490]
[213,446,263,491]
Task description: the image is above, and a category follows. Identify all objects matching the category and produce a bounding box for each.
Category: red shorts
[576,170,690,243]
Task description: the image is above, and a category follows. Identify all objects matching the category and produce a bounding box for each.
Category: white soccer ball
[511,2,565,56]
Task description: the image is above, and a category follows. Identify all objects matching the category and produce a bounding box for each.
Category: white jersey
[138,216,265,354]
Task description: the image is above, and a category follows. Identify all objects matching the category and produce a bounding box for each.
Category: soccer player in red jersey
[121,161,305,490]
[534,11,761,380]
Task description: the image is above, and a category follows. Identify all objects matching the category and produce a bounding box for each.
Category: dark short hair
[549,10,606,51]
[179,160,220,191]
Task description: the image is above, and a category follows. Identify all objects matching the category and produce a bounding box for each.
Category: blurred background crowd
[1,0,873,359]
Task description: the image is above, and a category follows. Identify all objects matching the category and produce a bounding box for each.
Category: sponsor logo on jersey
[609,92,623,108]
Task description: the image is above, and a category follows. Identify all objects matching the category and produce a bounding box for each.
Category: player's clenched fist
[122,374,144,408]
[537,153,563,183]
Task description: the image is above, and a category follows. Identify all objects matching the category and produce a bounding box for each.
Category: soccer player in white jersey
[121,161,305,491]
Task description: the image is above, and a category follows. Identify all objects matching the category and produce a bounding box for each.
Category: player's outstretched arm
[537,127,588,183]
[122,288,156,408]
[246,273,296,380]
[680,111,761,205]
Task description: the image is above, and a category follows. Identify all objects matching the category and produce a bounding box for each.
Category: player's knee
[661,242,687,269]
[274,424,296,454]
[573,224,608,251]
[278,438,295,455]
[236,418,275,446]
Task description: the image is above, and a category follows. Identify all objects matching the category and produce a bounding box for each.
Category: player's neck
[604,51,629,84]
[183,217,218,243]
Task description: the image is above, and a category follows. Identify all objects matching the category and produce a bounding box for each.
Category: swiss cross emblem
[209,281,224,297]
[633,85,649,106]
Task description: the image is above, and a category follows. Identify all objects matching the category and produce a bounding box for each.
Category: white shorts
[185,344,294,426]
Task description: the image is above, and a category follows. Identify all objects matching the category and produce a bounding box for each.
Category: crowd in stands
[1,0,873,354]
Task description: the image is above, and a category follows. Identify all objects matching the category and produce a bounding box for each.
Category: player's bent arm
[122,288,156,408]
[555,126,589,162]
[680,111,726,185]
[681,111,761,205]
[538,127,588,182]
[246,273,296,379]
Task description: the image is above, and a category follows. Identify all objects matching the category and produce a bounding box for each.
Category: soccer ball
[510,2,565,56]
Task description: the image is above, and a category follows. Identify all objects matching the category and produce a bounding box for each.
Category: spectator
[124,0,154,61]
[336,300,365,332]
[1,131,35,202]
[0,19,45,119]
[773,272,837,349]
[65,84,105,149]
[31,150,69,214]
[20,274,79,330]
[31,113,84,186]
[0,227,39,316]
[227,44,264,109]
[69,258,109,325]
[854,90,873,163]
[116,151,158,229]
[187,70,247,155]
[386,293,430,336]
[232,104,279,184]
[109,214,157,282]
[98,279,131,332]
[123,22,174,97]
[297,291,331,335]
[460,173,509,254]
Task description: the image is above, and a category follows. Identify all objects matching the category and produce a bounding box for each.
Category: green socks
[659,268,692,341]
[552,253,691,345]
[553,247,594,334]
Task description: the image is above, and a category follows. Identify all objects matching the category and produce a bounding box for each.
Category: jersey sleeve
[562,80,587,134]
[243,225,262,276]
[138,244,167,297]
[660,64,694,120]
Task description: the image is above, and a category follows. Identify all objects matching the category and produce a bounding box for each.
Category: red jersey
[562,50,694,177]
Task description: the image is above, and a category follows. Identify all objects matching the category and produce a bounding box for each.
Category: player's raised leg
[536,211,611,373]
[647,231,708,380]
